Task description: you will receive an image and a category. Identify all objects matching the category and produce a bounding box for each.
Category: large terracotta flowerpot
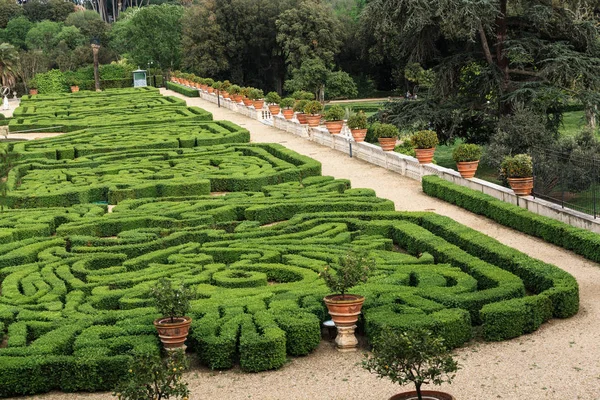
[351,128,367,142]
[153,316,192,350]
[378,137,397,151]
[29,89,38,95]
[70,86,79,93]
[389,390,456,400]
[253,100,264,110]
[325,120,344,135]
[233,95,243,103]
[268,105,281,115]
[456,160,479,178]
[282,109,294,120]
[508,177,534,196]
[207,87,215,94]
[222,91,230,99]
[415,147,435,164]
[296,113,308,124]
[243,98,254,107]
[306,114,321,127]
[324,294,365,351]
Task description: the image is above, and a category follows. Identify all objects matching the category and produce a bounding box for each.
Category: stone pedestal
[335,325,358,352]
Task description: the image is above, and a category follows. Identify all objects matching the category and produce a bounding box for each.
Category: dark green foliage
[151,279,193,321]
[166,81,199,97]
[452,144,481,163]
[410,130,438,149]
[500,154,533,178]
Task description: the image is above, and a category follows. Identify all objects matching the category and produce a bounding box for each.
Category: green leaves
[320,248,375,297]
[151,278,194,321]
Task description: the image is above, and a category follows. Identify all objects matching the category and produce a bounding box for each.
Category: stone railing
[175,83,600,233]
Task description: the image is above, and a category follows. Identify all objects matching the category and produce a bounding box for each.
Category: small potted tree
[323,105,345,134]
[410,130,439,164]
[151,278,194,350]
[28,78,38,95]
[362,328,459,400]
[294,99,309,124]
[374,123,400,151]
[241,87,254,106]
[348,111,368,142]
[230,85,242,103]
[221,80,232,99]
[212,81,223,96]
[280,97,295,119]
[113,350,190,400]
[265,91,282,115]
[304,100,323,127]
[205,78,215,93]
[501,153,534,196]
[67,76,81,93]
[321,249,375,351]
[249,88,265,109]
[452,143,482,178]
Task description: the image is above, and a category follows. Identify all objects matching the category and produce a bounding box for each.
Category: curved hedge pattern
[0,89,580,397]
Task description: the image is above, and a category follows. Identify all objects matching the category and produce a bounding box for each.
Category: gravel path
[23,91,600,400]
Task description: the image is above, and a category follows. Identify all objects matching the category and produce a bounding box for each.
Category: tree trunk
[496,0,511,115]
[415,383,423,400]
[92,45,101,91]
[585,104,597,129]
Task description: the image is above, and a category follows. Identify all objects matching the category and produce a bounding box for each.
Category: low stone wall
[187,86,600,233]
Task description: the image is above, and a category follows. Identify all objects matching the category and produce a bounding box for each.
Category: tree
[25,20,62,53]
[276,0,343,70]
[22,0,53,22]
[65,10,110,44]
[4,16,33,50]
[0,0,22,29]
[18,49,49,89]
[0,43,19,88]
[284,58,357,100]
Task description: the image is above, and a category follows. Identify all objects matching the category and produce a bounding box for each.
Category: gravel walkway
[22,90,600,400]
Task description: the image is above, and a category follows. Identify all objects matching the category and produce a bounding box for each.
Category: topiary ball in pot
[452,143,482,179]
[374,123,400,151]
[501,154,534,196]
[323,105,345,134]
[410,130,439,164]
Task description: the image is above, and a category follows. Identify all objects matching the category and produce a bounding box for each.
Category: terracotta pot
[282,109,294,120]
[323,294,365,327]
[389,390,456,400]
[508,177,534,196]
[253,100,264,110]
[351,128,367,142]
[207,87,215,94]
[29,89,38,95]
[153,316,192,350]
[243,98,254,107]
[306,114,321,127]
[325,120,344,134]
[296,113,308,124]
[233,94,243,103]
[415,147,435,164]
[268,104,281,115]
[70,86,79,93]
[378,137,397,151]
[222,91,230,99]
[456,160,479,179]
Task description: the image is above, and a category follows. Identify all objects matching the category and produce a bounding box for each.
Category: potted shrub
[241,87,254,106]
[323,105,345,134]
[28,79,38,95]
[212,81,223,96]
[321,249,375,351]
[113,350,190,400]
[221,80,231,98]
[348,111,368,142]
[304,100,323,127]
[452,143,482,178]
[410,130,439,164]
[249,88,265,109]
[265,91,282,115]
[374,123,400,151]
[501,153,534,196]
[151,278,194,350]
[206,78,215,93]
[362,328,459,400]
[294,99,309,124]
[280,97,295,120]
[67,77,80,93]
[230,85,242,103]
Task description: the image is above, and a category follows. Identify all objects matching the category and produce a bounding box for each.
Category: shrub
[373,123,400,139]
[240,87,252,97]
[221,80,231,91]
[212,81,223,90]
[249,88,264,100]
[280,97,295,109]
[151,278,194,322]
[303,100,323,115]
[324,105,344,121]
[500,154,532,178]
[320,249,375,298]
[265,92,281,105]
[33,69,67,94]
[165,82,199,97]
[229,85,241,95]
[347,111,368,130]
[410,130,439,149]
[292,90,315,100]
[293,99,308,113]
[452,143,482,162]
[205,78,214,87]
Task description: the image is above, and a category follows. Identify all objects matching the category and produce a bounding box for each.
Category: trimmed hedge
[422,175,600,263]
[166,81,200,97]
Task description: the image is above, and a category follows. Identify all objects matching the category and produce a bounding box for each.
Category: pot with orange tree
[321,248,375,351]
[501,154,534,196]
[410,130,439,164]
[294,99,309,124]
[348,111,368,142]
[221,80,232,99]
[205,78,215,93]
[280,97,295,119]
[241,87,254,106]
[230,85,242,103]
[151,278,194,350]
[265,91,282,115]
[249,88,265,109]
[453,143,482,179]
[304,100,323,127]
[323,105,345,134]
[374,123,401,151]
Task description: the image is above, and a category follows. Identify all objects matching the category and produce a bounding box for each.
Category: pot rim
[388,390,456,400]
[324,294,365,303]
[153,316,192,326]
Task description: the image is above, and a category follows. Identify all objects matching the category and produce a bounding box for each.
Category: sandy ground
[18,90,600,400]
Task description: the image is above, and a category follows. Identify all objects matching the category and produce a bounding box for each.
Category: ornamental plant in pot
[374,123,400,151]
[410,130,439,164]
[229,85,242,103]
[151,278,194,350]
[265,91,282,115]
[294,99,309,124]
[241,87,254,106]
[304,100,323,127]
[321,249,375,351]
[28,79,38,95]
[501,153,533,196]
[212,80,223,95]
[205,78,215,93]
[221,80,231,98]
[280,97,295,119]
[348,111,368,142]
[362,328,459,400]
[324,105,345,134]
[67,77,80,93]
[249,88,265,109]
[452,143,482,178]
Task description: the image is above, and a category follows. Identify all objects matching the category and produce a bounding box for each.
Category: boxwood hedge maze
[0,88,579,396]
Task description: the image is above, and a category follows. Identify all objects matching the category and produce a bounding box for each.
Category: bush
[33,69,67,94]
[500,154,532,178]
[265,91,281,104]
[347,111,367,130]
[303,100,323,115]
[151,278,194,321]
[165,81,199,97]
[410,130,438,149]
[323,105,344,121]
[292,90,315,100]
[280,97,295,109]
[248,88,264,100]
[373,123,400,139]
[229,85,241,95]
[452,143,482,162]
[293,99,308,113]
[320,249,375,297]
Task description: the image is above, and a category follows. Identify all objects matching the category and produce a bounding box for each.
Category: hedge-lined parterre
[20,87,161,103]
